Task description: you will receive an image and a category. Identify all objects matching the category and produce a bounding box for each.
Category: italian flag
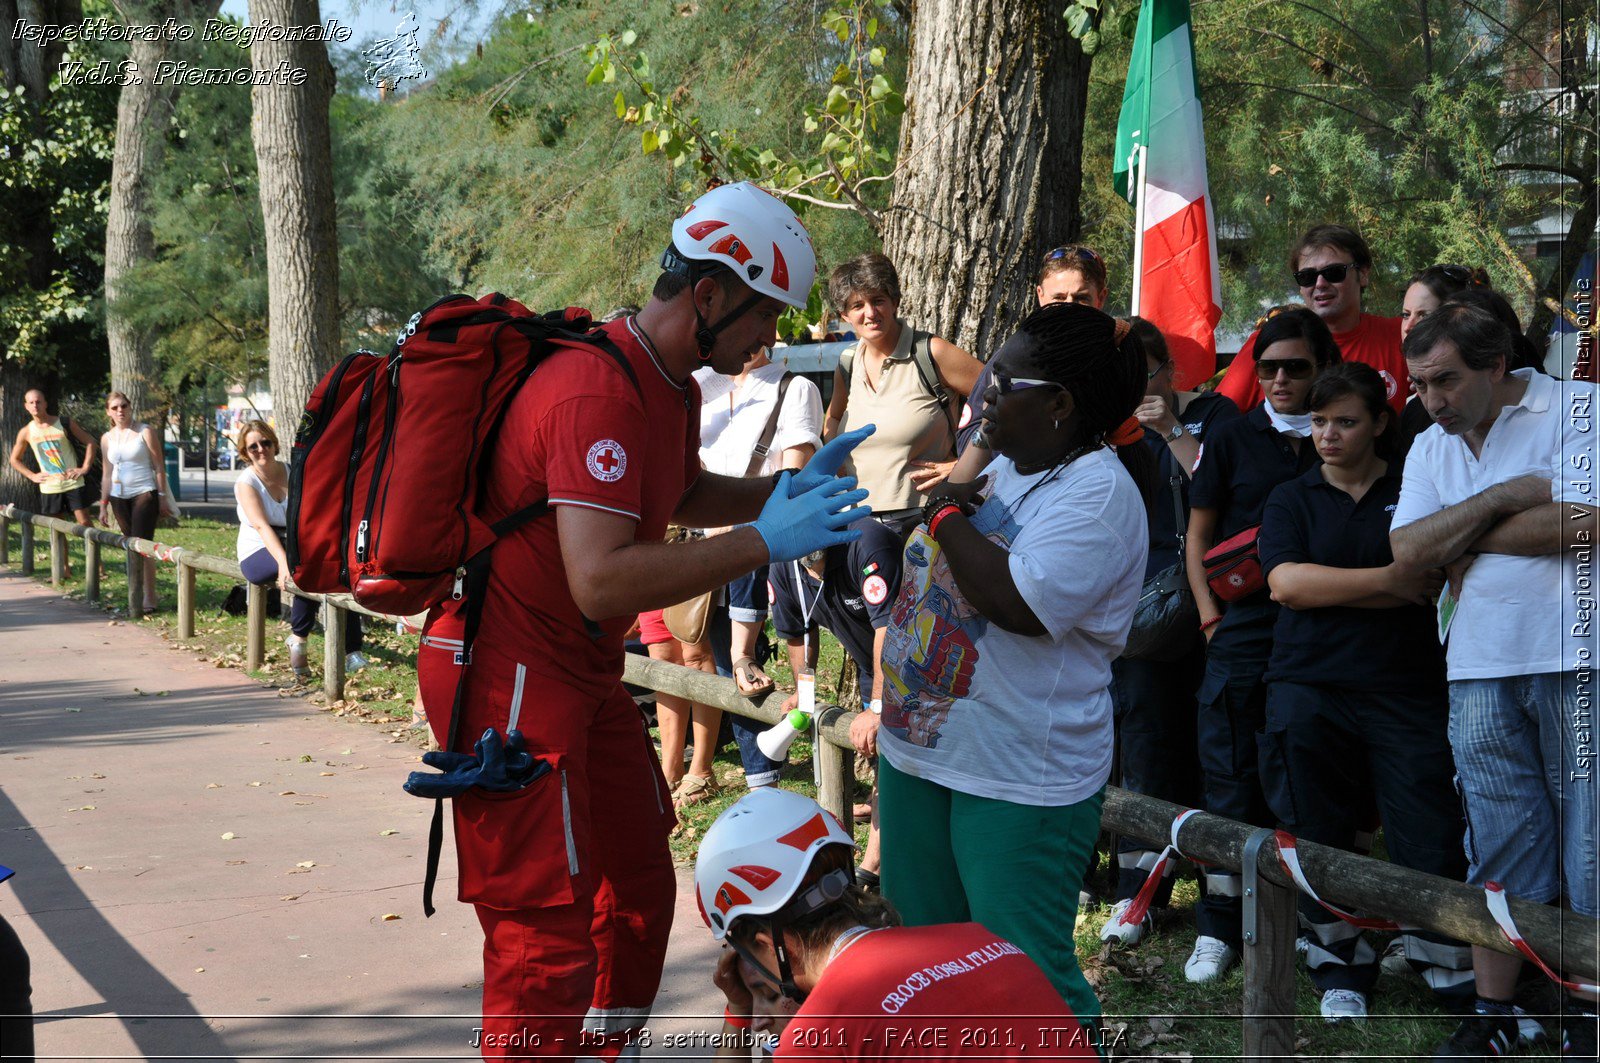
[1114,0,1221,390]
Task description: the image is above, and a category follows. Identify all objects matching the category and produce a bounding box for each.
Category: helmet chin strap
[694,288,767,362]
[725,867,853,1005]
[729,925,808,1004]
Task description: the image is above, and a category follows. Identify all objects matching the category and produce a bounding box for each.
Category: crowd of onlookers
[668,225,1598,1056]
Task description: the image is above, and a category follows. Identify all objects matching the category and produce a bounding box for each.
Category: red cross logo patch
[586,440,627,483]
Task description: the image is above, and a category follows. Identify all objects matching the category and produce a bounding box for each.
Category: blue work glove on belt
[403,727,550,799]
[751,471,871,564]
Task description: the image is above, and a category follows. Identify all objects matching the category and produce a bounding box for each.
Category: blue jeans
[707,598,783,786]
[1449,672,1598,916]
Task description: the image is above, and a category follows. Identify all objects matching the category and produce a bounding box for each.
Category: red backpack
[285,293,640,616]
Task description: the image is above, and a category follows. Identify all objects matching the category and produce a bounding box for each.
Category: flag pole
[1130,144,1148,317]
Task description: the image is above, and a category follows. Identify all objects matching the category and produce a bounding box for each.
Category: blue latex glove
[785,425,875,497]
[751,471,871,564]
[403,727,549,799]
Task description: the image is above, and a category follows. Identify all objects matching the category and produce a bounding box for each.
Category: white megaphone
[757,669,815,762]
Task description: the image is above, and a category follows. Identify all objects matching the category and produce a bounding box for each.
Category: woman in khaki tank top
[823,254,982,534]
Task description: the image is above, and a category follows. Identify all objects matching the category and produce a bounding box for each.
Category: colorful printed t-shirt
[877,448,1146,806]
[26,418,83,494]
[775,923,1095,1062]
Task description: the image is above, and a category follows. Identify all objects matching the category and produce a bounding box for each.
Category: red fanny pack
[1203,525,1265,602]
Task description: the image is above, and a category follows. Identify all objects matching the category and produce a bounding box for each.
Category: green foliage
[352,0,886,322]
[1076,0,1583,336]
[0,30,119,386]
[114,24,449,407]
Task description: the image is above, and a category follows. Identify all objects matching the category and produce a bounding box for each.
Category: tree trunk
[248,0,339,446]
[104,0,221,422]
[882,0,1091,354]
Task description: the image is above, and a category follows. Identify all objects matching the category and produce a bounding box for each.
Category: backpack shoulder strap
[743,373,794,478]
[838,345,855,382]
[909,330,957,434]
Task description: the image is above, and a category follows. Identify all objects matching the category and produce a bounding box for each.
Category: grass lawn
[4,516,1559,1059]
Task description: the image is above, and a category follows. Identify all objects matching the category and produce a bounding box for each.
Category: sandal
[672,772,720,808]
[732,656,775,698]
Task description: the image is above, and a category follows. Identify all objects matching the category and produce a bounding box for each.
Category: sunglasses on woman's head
[1293,262,1357,287]
[1254,358,1316,380]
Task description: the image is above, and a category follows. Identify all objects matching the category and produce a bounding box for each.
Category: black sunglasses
[991,371,1065,396]
[1293,262,1358,287]
[1254,358,1317,381]
[246,441,276,452]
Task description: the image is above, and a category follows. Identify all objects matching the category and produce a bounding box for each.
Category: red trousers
[419,623,677,1060]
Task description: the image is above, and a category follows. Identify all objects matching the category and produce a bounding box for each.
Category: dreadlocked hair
[727,843,900,966]
[1015,302,1158,506]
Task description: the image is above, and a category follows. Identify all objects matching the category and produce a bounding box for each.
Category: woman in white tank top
[98,391,174,611]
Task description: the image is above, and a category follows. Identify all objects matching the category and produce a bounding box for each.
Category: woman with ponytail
[875,301,1152,1028]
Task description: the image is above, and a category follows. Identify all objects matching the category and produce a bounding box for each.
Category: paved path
[0,570,722,1060]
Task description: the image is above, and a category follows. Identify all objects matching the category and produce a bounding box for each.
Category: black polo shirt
[1259,467,1446,692]
[1189,404,1320,540]
[769,518,904,683]
[1141,392,1242,579]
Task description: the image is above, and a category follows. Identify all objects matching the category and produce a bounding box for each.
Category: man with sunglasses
[1214,225,1405,416]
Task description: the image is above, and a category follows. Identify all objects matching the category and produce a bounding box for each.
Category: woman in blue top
[1258,362,1469,1021]
[1182,307,1338,982]
[876,302,1154,1029]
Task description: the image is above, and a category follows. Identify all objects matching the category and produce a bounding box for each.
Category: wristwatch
[868,699,882,716]
[1165,423,1186,443]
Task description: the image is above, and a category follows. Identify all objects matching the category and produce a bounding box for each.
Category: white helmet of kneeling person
[695,787,855,943]
[666,181,817,310]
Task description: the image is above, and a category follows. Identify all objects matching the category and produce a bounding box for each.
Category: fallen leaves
[379,829,398,837]
[66,805,96,813]
[381,913,401,921]
[220,832,236,840]
[295,860,315,868]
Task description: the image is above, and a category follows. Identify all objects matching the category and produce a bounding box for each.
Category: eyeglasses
[107,403,129,411]
[1044,245,1102,265]
[246,441,276,452]
[994,371,1064,395]
[1147,361,1171,381]
[1436,264,1472,284]
[1254,358,1317,380]
[1293,263,1358,287]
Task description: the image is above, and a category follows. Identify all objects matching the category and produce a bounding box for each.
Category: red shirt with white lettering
[1215,312,1406,414]
[775,923,1094,1062]
[471,317,701,696]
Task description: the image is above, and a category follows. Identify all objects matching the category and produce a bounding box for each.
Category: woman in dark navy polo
[1099,318,1240,947]
[1181,306,1337,982]
[1258,362,1469,1022]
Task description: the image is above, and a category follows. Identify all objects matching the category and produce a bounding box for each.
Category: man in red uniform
[696,789,1101,1061]
[414,182,874,1059]
[1214,224,1406,414]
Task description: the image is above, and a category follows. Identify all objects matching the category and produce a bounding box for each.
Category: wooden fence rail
[6,502,1598,1053]
[1,504,405,700]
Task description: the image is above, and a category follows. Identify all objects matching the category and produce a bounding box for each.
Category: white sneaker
[1183,935,1239,983]
[1320,989,1367,1023]
[1099,898,1151,947]
[345,651,369,673]
[1513,1005,1548,1048]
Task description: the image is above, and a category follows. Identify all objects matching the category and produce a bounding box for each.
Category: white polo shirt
[1393,369,1599,681]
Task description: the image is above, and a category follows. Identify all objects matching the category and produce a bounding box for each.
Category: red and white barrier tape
[1484,881,1600,995]
[1112,809,1205,930]
[1275,830,1400,931]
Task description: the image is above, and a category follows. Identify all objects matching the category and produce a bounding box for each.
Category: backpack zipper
[357,351,402,565]
[286,350,369,569]
[340,375,377,588]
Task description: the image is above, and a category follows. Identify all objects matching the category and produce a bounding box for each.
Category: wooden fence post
[126,546,142,617]
[813,706,855,835]
[322,597,347,699]
[49,528,66,586]
[246,582,265,671]
[177,558,195,638]
[0,510,10,565]
[20,520,35,575]
[85,536,100,602]
[1241,828,1297,1059]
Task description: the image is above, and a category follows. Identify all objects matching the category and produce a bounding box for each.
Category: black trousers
[1261,680,1473,998]
[1111,645,1205,906]
[0,912,33,1062]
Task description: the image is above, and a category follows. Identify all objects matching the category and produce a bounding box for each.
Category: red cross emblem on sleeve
[587,439,628,483]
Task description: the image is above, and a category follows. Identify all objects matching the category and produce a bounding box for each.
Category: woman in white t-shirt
[876,302,1154,1031]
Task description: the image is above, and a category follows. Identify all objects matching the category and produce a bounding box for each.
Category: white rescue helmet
[695,788,855,942]
[668,182,817,309]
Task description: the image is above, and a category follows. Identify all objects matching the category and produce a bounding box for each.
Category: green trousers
[878,756,1105,1032]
